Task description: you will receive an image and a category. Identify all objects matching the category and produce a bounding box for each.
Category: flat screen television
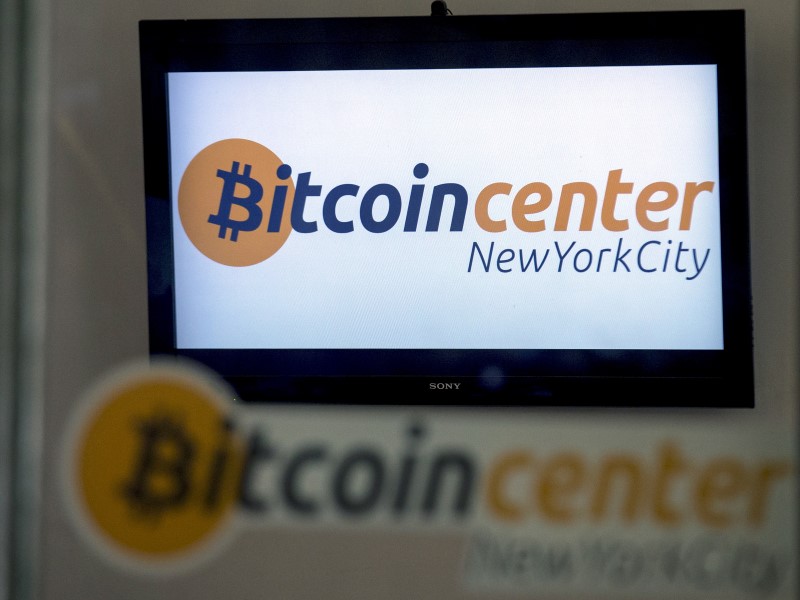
[139,10,753,408]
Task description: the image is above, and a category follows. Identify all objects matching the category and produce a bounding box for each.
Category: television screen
[139,10,753,407]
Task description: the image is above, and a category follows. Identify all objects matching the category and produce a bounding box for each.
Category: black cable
[430,1,452,16]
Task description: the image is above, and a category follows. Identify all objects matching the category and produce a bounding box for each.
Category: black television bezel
[139,10,753,408]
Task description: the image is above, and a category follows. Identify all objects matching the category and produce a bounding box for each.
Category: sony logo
[429,382,462,390]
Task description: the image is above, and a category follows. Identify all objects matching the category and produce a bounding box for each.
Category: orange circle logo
[64,359,245,569]
[178,139,295,266]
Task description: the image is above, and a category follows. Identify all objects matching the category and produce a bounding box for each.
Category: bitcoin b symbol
[208,161,264,241]
[178,139,295,267]
[122,413,195,517]
[67,361,244,561]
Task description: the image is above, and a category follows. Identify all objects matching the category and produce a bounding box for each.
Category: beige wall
[19,0,798,599]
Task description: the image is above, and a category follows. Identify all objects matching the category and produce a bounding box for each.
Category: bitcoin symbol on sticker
[208,162,264,241]
[179,138,294,267]
[66,360,244,562]
[122,413,195,516]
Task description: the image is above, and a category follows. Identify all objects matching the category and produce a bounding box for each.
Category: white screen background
[167,66,723,350]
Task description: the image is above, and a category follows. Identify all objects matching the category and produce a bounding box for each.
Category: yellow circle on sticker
[68,359,243,562]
